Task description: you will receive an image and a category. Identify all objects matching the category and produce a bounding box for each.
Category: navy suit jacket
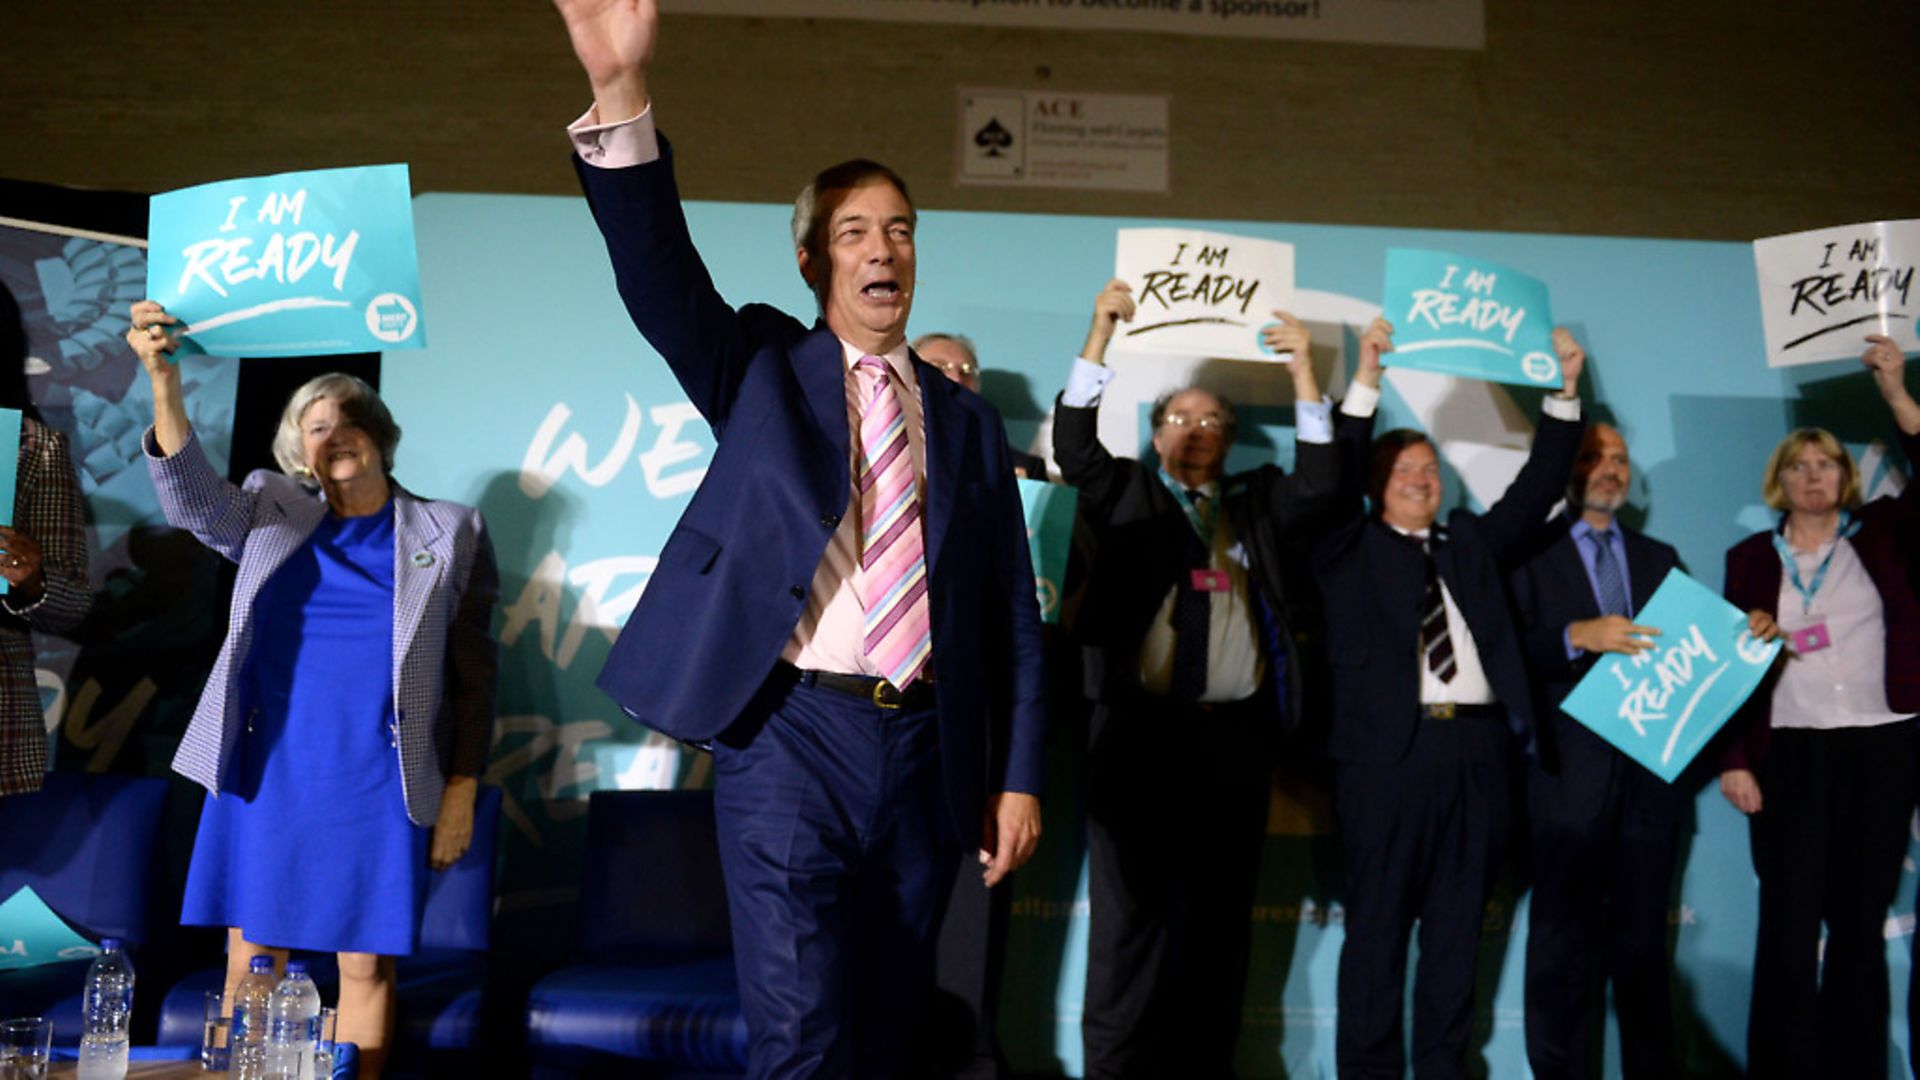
[574,143,1047,839]
[1509,515,1687,819]
[1315,405,1585,766]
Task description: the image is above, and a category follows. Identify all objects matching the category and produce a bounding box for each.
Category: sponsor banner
[1753,219,1919,367]
[958,89,1168,193]
[665,0,1486,49]
[148,164,425,357]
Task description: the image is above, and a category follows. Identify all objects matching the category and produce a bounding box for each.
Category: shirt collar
[1569,517,1620,547]
[840,339,914,385]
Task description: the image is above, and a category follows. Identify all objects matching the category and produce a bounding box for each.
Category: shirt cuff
[1542,393,1582,423]
[1340,382,1381,419]
[569,102,660,169]
[1564,625,1583,661]
[1060,358,1115,408]
[1295,399,1333,444]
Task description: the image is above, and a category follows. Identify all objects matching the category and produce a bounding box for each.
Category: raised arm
[1052,280,1137,513]
[1479,326,1587,563]
[127,300,190,457]
[1865,334,1920,437]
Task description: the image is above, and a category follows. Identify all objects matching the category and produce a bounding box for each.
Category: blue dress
[181,501,429,956]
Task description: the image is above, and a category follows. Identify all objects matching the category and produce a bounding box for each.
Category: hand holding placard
[1080,278,1137,364]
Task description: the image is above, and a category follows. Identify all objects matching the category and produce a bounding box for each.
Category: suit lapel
[1623,527,1668,611]
[1548,521,1602,621]
[391,491,449,687]
[796,326,851,475]
[917,355,963,577]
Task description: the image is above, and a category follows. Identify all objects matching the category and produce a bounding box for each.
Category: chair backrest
[0,772,170,943]
[418,784,502,952]
[575,789,731,962]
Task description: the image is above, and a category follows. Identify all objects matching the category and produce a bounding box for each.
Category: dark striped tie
[1421,547,1457,683]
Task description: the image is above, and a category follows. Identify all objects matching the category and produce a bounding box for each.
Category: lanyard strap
[1771,510,1860,613]
[1157,469,1214,546]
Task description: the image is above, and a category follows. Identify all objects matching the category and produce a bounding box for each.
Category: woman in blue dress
[127,300,498,1078]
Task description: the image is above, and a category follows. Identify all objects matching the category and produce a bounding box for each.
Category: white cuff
[569,103,660,169]
[1060,358,1115,408]
[1340,382,1381,419]
[1295,400,1333,444]
[1541,394,1582,423]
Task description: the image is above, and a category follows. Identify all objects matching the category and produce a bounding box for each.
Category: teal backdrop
[383,189,1916,1078]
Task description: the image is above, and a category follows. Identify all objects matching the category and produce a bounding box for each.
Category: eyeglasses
[1161,413,1226,431]
[931,360,979,378]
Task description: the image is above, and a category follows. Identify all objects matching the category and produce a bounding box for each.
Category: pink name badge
[1791,622,1831,653]
[1191,569,1230,593]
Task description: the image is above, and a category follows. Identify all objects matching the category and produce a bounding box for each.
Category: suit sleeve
[1313,404,1379,570]
[143,426,265,566]
[987,417,1048,795]
[444,508,501,778]
[573,138,774,436]
[1509,558,1582,685]
[1051,396,1136,526]
[1479,410,1584,565]
[3,423,90,633]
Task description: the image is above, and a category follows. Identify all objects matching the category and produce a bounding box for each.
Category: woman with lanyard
[1718,334,1920,1079]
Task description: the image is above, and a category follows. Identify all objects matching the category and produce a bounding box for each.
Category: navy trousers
[713,674,961,1079]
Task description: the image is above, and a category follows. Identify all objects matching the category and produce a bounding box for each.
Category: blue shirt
[1564,518,1633,658]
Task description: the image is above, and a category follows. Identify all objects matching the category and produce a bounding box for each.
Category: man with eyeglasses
[915,333,1048,479]
[1317,320,1588,1079]
[1053,277,1339,1076]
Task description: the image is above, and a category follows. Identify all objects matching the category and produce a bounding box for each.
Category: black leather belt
[781,663,936,710]
[1421,702,1500,720]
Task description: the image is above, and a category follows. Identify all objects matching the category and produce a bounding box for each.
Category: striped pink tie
[851,355,931,689]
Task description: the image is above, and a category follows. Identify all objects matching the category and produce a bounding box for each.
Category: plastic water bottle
[230,955,279,1080]
[263,961,321,1080]
[77,938,134,1080]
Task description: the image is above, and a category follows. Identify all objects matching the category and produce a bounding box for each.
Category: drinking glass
[0,1017,51,1080]
[200,988,230,1072]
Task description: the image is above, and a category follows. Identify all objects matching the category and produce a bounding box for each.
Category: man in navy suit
[555,4,1046,1076]
[1508,423,1684,1079]
[1318,321,1587,1079]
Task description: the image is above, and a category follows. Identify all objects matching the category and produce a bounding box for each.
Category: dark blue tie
[1590,529,1630,617]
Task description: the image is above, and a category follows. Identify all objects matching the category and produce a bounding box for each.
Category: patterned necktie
[1590,528,1630,617]
[1421,544,1457,683]
[1169,487,1213,701]
[851,356,932,688]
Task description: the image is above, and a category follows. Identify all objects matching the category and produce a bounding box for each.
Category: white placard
[1112,228,1296,362]
[665,0,1485,49]
[957,90,1168,194]
[1753,219,1919,368]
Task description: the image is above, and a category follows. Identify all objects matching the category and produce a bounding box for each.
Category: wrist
[592,73,650,125]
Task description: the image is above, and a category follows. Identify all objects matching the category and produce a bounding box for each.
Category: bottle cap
[286,959,309,976]
[99,937,122,951]
[250,956,275,973]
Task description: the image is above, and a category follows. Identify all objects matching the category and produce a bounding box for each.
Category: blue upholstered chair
[0,771,172,1044]
[154,784,503,1076]
[524,788,746,1077]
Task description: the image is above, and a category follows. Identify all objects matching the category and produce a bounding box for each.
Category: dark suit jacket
[1051,398,1340,734]
[574,142,1047,840]
[1721,426,1920,772]
[1315,405,1585,765]
[1509,515,1686,818]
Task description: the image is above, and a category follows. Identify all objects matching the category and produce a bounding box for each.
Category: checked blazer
[0,417,92,795]
[146,428,498,825]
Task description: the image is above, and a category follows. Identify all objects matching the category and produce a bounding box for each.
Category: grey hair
[909,333,977,365]
[1149,386,1238,440]
[272,373,402,484]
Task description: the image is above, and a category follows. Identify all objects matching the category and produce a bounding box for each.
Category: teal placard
[1560,569,1783,782]
[1017,478,1076,625]
[0,885,101,970]
[148,164,426,358]
[0,407,19,530]
[1381,247,1561,387]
